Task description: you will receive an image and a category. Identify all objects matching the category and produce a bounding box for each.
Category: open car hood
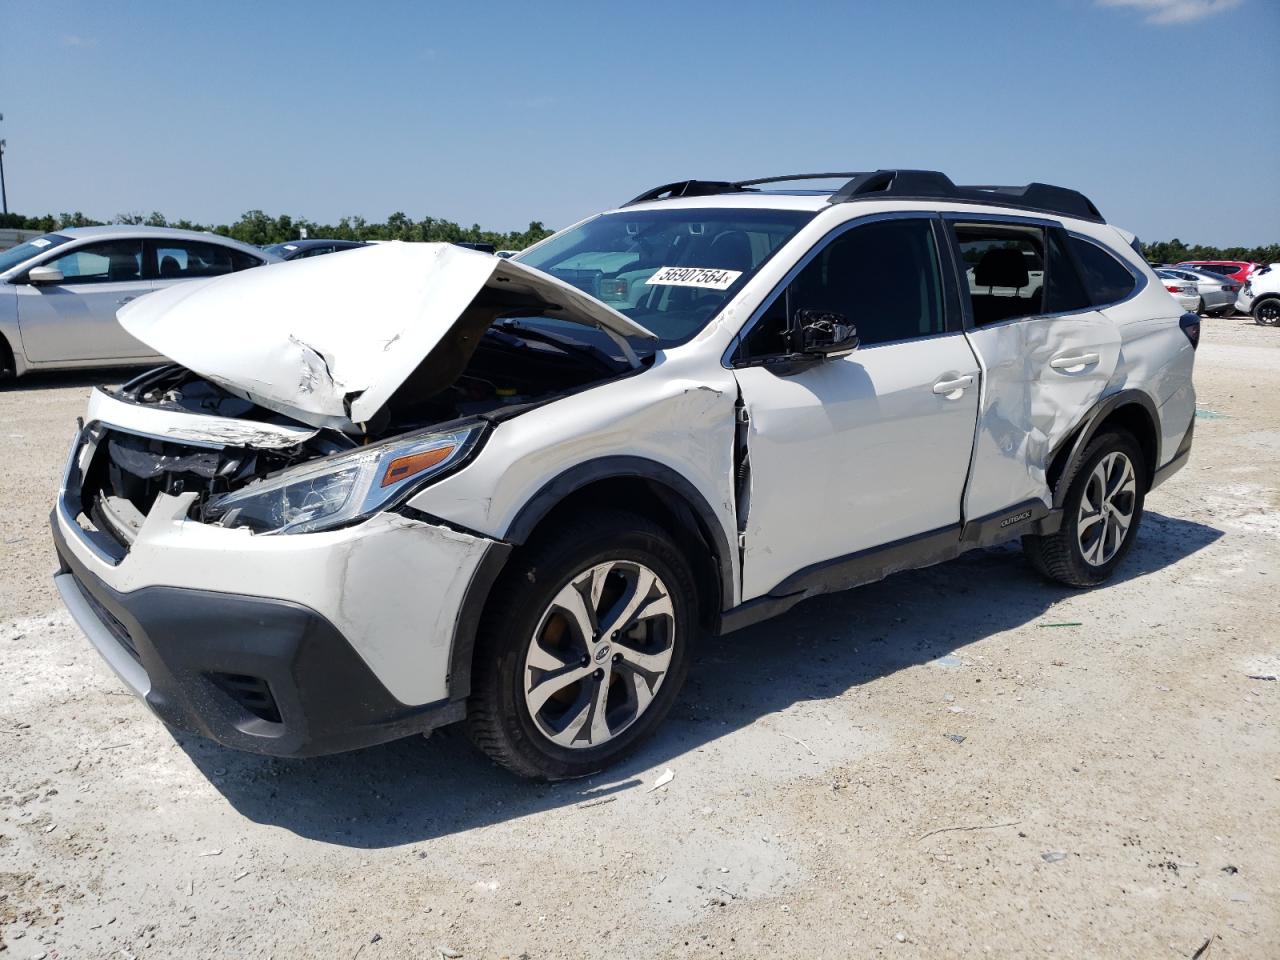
[118,242,655,432]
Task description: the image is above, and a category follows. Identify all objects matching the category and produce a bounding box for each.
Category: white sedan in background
[0,226,277,380]
[1157,266,1239,315]
[1156,269,1200,313]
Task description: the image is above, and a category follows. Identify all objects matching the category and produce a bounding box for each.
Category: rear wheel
[467,510,696,779]
[1022,428,1146,588]
[1254,297,1280,327]
[1197,296,1206,315]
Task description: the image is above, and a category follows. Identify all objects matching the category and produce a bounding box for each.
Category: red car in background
[1175,260,1259,285]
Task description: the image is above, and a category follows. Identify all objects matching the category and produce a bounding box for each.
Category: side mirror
[796,309,859,358]
[27,265,65,285]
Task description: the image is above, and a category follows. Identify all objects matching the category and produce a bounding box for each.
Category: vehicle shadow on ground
[176,510,1221,847]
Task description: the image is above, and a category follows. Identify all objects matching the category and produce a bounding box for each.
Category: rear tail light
[1164,284,1180,293]
[1179,312,1200,349]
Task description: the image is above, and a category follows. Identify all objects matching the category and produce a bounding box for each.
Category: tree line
[0,210,554,251]
[1140,238,1279,266]
[1,211,1276,264]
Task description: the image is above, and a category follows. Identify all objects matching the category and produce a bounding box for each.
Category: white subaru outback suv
[51,170,1198,779]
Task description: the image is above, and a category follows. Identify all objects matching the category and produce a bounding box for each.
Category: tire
[0,335,14,382]
[466,509,696,779]
[1196,296,1206,316]
[1022,428,1147,588]
[1253,297,1280,327]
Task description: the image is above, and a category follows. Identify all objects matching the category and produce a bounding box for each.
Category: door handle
[116,296,137,306]
[1050,352,1099,370]
[932,375,974,395]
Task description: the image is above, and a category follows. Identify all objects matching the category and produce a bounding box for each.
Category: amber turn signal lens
[381,446,454,487]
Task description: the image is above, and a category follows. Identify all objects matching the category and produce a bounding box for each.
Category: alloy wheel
[523,560,675,749]
[1077,451,1137,567]
[1257,300,1280,326]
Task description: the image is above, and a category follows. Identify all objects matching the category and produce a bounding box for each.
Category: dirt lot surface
[1,319,1277,959]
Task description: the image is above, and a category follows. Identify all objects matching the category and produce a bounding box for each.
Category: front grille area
[74,576,141,663]
[211,673,283,725]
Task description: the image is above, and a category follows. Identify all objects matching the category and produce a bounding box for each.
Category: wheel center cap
[594,644,612,663]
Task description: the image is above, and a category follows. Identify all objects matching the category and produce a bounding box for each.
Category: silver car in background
[1157,266,1239,316]
[1155,270,1201,313]
[0,226,277,380]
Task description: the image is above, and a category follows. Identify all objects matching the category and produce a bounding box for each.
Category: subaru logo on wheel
[594,644,612,663]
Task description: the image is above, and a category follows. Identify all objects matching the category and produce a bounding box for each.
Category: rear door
[948,218,1123,521]
[730,215,981,601]
[15,238,156,362]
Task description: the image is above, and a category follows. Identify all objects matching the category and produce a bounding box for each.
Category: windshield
[262,243,298,258]
[0,234,74,274]
[516,208,814,347]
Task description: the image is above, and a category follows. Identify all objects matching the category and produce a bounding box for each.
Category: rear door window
[152,240,262,279]
[952,224,1046,326]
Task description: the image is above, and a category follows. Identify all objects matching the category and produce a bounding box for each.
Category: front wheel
[1023,428,1147,588]
[1254,297,1280,327]
[467,510,696,779]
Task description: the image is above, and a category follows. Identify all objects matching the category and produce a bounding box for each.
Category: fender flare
[1049,388,1160,510]
[444,456,736,703]
[506,455,736,603]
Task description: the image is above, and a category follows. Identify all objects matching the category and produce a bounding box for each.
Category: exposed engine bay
[72,319,637,546]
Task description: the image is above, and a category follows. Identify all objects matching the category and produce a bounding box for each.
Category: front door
[16,238,156,362]
[731,216,981,601]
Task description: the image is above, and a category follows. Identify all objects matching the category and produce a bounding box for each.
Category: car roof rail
[624,169,1105,223]
[830,169,1105,222]
[623,180,748,205]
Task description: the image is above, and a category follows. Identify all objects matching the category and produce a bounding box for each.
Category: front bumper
[51,422,506,757]
[53,515,468,756]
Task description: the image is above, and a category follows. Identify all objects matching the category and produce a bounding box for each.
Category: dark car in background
[262,239,369,260]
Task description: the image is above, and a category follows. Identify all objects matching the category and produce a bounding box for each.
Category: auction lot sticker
[645,266,743,291]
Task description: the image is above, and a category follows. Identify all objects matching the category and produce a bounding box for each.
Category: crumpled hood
[118,241,655,432]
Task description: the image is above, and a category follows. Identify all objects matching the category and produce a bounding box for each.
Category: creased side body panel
[962,310,1121,520]
[406,355,742,605]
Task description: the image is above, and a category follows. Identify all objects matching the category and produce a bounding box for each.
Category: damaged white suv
[52,170,1198,778]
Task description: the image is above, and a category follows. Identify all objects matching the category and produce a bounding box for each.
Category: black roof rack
[623,169,1104,223]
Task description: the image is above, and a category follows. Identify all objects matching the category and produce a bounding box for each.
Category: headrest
[108,253,139,280]
[705,231,752,270]
[974,247,1029,288]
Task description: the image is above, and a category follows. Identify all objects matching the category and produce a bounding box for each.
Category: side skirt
[716,500,1060,636]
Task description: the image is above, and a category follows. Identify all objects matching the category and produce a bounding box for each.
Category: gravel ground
[1,318,1277,959]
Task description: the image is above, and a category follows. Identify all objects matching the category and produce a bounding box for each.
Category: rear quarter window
[1068,236,1137,307]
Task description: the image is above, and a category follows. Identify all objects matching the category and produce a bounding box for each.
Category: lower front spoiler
[51,514,464,757]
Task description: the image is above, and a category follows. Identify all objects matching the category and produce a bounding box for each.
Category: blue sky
[3,0,1277,245]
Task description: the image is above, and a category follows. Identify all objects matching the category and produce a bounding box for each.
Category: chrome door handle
[932,375,974,395]
[1050,352,1099,370]
[116,296,137,306]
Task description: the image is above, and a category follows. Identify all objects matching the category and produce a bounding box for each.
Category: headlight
[204,422,484,534]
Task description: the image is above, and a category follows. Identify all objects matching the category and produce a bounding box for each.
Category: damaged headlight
[204,422,484,534]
